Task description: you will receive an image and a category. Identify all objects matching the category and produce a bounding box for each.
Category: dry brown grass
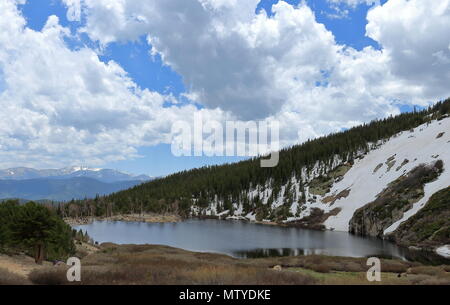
[19,244,450,285]
[28,244,316,285]
[0,267,31,285]
[249,254,413,274]
[28,267,69,285]
[308,264,331,273]
[408,265,447,276]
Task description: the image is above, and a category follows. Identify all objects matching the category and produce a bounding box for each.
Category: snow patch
[436,245,450,258]
[245,212,256,221]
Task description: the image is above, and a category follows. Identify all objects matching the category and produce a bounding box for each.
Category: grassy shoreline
[1,243,450,285]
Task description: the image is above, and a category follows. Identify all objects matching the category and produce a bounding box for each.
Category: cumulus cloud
[366,0,450,103]
[62,0,82,22]
[328,0,380,7]
[72,0,398,123]
[1,0,450,169]
[0,0,227,168]
[78,0,278,119]
[74,3,405,114]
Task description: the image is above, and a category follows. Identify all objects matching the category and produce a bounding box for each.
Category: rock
[349,162,442,238]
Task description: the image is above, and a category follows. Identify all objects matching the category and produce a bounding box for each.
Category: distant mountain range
[0,177,144,202]
[0,166,151,183]
[0,167,153,201]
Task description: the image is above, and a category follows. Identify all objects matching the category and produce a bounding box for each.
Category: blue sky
[6,0,445,177]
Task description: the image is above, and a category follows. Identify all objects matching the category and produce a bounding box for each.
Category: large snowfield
[323,116,450,232]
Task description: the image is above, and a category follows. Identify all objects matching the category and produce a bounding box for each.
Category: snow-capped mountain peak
[0,167,152,183]
[61,166,103,174]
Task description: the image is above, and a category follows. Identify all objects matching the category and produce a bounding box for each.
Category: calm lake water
[74,219,449,264]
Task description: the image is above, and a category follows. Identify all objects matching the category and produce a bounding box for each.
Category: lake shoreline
[68,218,450,265]
[67,213,315,228]
[64,213,181,226]
[195,214,328,229]
[68,215,450,260]
[199,216,450,259]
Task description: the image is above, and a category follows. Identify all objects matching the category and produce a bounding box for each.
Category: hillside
[391,187,450,249]
[63,99,450,251]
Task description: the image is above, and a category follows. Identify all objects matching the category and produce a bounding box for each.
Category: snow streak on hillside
[324,116,450,232]
[202,116,450,234]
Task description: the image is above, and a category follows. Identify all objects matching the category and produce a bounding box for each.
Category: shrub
[28,267,69,285]
[408,266,446,277]
[381,260,410,273]
[309,263,331,273]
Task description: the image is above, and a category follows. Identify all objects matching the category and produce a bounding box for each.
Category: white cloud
[74,0,399,124]
[366,0,450,103]
[328,0,380,8]
[1,0,450,169]
[0,0,227,169]
[74,0,449,131]
[62,0,82,22]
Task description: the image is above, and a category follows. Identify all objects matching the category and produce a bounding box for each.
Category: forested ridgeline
[0,200,75,263]
[59,99,450,218]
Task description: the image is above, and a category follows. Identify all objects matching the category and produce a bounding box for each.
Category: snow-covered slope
[199,116,449,238]
[323,116,449,232]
